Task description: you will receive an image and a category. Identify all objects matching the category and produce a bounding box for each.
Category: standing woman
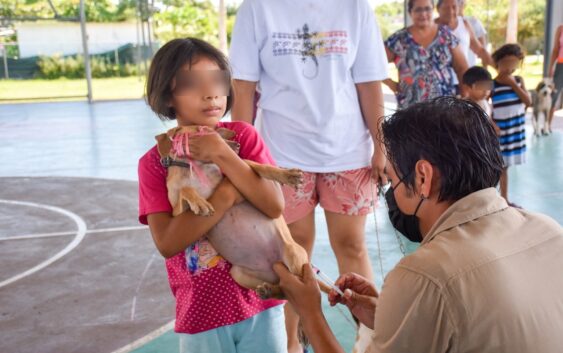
[229,0,389,352]
[384,0,468,109]
[548,24,563,132]
[435,0,494,68]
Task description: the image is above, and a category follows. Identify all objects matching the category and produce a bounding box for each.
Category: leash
[368,179,407,284]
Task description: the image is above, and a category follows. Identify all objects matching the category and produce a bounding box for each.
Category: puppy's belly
[207,202,284,284]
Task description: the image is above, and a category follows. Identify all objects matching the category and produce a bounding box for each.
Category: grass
[0,76,146,103]
[0,55,547,104]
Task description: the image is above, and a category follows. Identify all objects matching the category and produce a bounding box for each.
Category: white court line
[111,320,176,353]
[130,252,157,321]
[0,225,148,242]
[0,199,87,289]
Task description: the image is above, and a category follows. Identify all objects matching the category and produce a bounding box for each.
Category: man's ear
[155,133,172,158]
[415,160,434,198]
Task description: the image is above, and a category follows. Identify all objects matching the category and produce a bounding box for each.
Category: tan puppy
[156,125,324,298]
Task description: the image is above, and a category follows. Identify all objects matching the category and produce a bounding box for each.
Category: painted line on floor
[111,320,176,353]
[0,225,148,242]
[0,199,87,289]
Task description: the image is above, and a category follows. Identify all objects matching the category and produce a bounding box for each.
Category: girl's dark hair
[381,97,504,202]
[408,0,435,12]
[492,43,525,64]
[146,37,234,121]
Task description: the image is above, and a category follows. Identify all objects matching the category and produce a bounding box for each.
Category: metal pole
[218,0,227,53]
[79,0,93,103]
[2,46,8,79]
[135,1,142,81]
[543,0,553,77]
[139,0,148,75]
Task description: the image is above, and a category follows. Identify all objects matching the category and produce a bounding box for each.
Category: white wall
[15,21,138,58]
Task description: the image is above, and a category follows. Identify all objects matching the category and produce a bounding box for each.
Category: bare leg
[285,210,315,353]
[325,211,373,281]
[325,211,374,353]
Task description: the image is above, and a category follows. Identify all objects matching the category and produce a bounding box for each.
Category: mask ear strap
[413,195,426,215]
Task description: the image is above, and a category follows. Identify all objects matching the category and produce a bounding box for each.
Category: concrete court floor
[0,98,561,353]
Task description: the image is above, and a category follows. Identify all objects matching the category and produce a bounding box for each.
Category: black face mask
[385,175,425,243]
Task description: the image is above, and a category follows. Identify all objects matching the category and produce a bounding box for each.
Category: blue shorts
[179,305,287,353]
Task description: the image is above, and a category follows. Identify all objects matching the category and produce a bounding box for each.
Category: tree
[153,1,218,45]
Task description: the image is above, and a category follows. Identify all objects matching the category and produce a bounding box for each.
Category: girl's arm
[512,76,532,107]
[148,179,242,258]
[231,80,258,124]
[548,26,561,78]
[189,133,285,219]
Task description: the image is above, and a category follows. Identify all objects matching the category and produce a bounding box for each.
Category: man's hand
[328,272,379,329]
[273,263,322,320]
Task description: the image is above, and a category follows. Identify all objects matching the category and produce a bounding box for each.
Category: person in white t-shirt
[229,1,388,352]
[435,0,493,74]
[458,0,488,67]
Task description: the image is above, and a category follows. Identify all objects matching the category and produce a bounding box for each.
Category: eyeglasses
[412,6,434,14]
[173,70,231,97]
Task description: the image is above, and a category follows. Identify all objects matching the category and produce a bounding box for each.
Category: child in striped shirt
[490,44,532,206]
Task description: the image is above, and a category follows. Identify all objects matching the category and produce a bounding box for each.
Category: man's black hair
[381,97,504,202]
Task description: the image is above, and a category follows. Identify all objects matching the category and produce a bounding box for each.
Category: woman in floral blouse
[384,0,468,109]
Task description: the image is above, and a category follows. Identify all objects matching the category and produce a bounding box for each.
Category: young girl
[490,44,532,206]
[137,38,287,352]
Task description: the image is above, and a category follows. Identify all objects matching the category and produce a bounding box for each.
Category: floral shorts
[282,167,376,224]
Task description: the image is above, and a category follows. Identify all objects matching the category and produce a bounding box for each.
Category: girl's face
[495,55,521,75]
[170,57,229,127]
[410,0,434,28]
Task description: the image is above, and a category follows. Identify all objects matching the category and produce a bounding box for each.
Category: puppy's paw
[277,168,304,187]
[256,283,273,299]
[186,198,215,217]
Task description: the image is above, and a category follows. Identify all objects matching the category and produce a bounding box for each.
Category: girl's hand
[188,130,232,163]
[328,272,379,329]
[273,263,322,319]
[214,178,245,207]
[495,74,517,88]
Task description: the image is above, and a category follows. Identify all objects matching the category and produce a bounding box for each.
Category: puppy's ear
[536,82,545,91]
[155,133,172,158]
[166,126,182,140]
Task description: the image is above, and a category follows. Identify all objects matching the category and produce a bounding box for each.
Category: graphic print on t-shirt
[186,238,226,275]
[272,24,348,79]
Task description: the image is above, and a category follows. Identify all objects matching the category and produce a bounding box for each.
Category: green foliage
[153,0,219,45]
[374,1,405,40]
[0,0,137,22]
[463,0,546,52]
[37,54,138,79]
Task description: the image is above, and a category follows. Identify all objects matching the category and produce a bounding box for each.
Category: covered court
[0,96,562,352]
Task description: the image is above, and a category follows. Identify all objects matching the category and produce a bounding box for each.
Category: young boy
[462,66,500,135]
[462,66,493,116]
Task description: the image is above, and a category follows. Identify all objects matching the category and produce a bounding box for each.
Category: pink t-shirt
[138,121,284,334]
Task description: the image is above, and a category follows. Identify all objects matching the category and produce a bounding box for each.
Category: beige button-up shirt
[369,188,563,353]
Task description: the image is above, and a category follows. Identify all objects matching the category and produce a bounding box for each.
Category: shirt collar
[421,188,508,245]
